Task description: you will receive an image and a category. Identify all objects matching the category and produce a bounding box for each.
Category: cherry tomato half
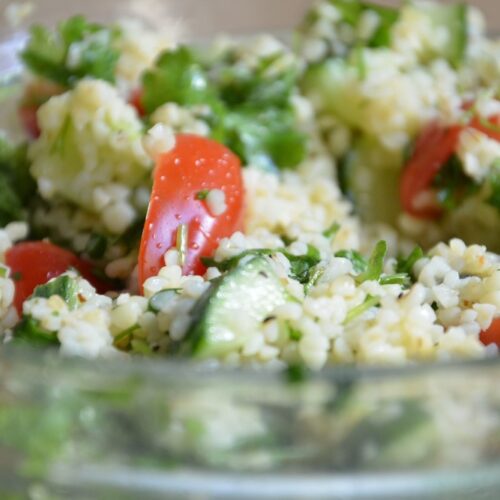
[400,109,500,220]
[480,318,500,348]
[138,134,245,287]
[6,241,112,314]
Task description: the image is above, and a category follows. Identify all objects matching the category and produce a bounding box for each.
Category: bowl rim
[2,344,499,384]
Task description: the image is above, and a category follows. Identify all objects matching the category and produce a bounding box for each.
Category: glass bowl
[0,1,499,498]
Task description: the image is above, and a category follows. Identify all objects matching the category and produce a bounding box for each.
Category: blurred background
[1,0,499,38]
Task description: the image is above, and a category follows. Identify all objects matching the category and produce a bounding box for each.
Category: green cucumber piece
[338,136,402,224]
[414,2,468,67]
[184,256,287,358]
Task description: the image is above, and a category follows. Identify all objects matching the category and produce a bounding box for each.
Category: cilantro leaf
[355,240,387,284]
[21,15,120,87]
[32,275,80,310]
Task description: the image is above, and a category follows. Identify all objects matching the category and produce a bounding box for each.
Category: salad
[0,0,499,371]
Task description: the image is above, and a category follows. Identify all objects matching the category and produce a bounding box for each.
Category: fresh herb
[335,249,368,273]
[21,15,121,87]
[85,232,108,259]
[379,273,411,286]
[323,221,340,239]
[176,223,189,267]
[433,155,478,211]
[355,240,387,284]
[304,265,325,295]
[396,246,424,275]
[223,107,307,170]
[285,363,308,384]
[214,51,299,108]
[142,45,307,170]
[0,137,36,227]
[0,265,8,278]
[287,245,322,284]
[11,271,23,282]
[285,321,302,341]
[32,274,80,310]
[141,46,215,114]
[195,189,210,200]
[13,317,59,346]
[201,245,321,285]
[344,295,380,325]
[131,338,153,355]
[113,324,139,345]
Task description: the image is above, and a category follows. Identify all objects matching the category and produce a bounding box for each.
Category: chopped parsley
[344,295,381,325]
[21,15,121,87]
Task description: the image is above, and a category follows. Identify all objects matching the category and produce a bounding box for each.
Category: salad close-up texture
[1,0,500,497]
[0,0,499,367]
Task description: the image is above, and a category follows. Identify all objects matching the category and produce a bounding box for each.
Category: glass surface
[0,1,499,498]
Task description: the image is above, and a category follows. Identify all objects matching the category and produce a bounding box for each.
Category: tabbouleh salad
[0,0,499,370]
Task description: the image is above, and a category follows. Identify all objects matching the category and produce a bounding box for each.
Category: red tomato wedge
[138,134,245,287]
[400,122,463,219]
[400,110,500,220]
[479,318,500,348]
[6,241,113,314]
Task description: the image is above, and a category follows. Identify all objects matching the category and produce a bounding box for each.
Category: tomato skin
[139,134,245,287]
[400,122,463,219]
[6,241,112,314]
[479,318,500,348]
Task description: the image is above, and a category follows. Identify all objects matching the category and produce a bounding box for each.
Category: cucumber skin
[184,256,286,358]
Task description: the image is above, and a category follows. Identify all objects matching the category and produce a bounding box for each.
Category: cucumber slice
[414,2,468,67]
[339,136,402,225]
[184,256,287,358]
[302,58,362,130]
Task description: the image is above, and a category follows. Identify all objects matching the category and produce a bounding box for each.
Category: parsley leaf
[433,155,478,211]
[201,245,321,285]
[355,240,387,284]
[21,15,121,87]
[335,249,368,273]
[396,246,424,275]
[323,222,341,239]
[0,137,36,227]
[344,295,381,325]
[33,275,80,310]
[13,317,59,347]
[141,44,307,170]
[141,47,215,114]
